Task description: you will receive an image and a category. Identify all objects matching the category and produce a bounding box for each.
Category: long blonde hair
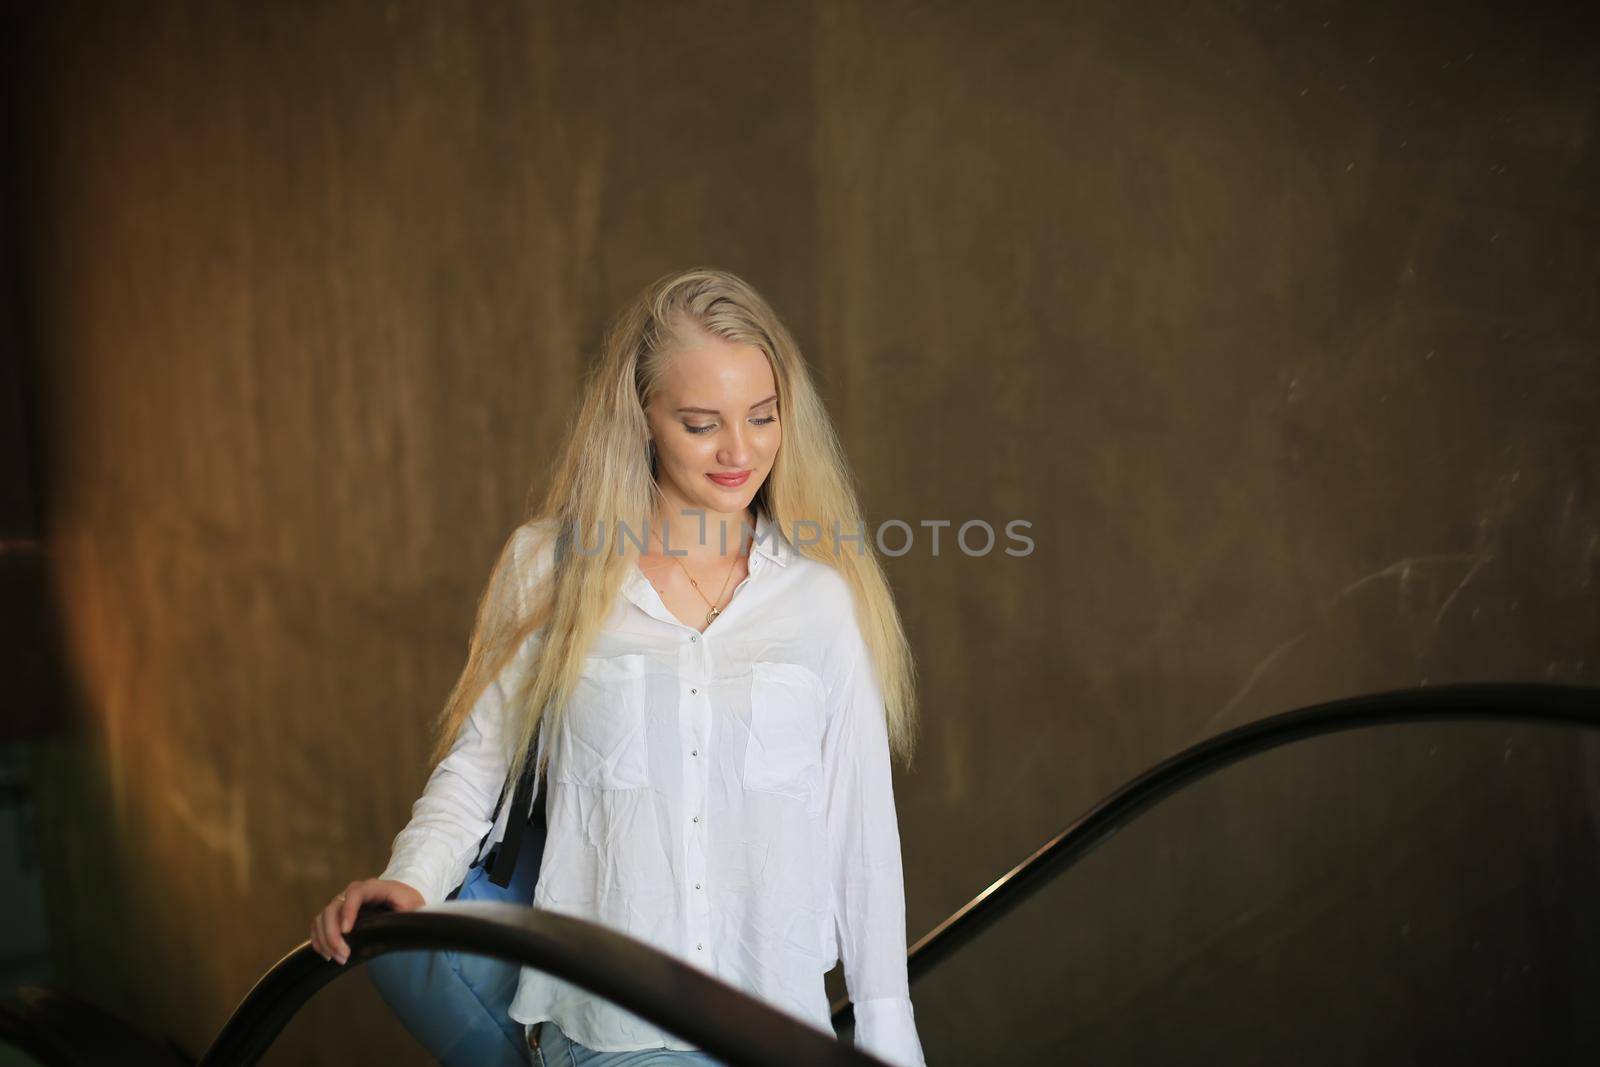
[426,267,919,802]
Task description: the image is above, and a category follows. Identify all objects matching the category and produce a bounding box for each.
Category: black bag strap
[486,754,546,887]
[467,774,513,869]
[460,715,549,888]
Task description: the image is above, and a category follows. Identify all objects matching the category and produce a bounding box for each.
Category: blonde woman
[310,268,926,1066]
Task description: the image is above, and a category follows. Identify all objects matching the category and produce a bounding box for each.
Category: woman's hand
[309,878,425,964]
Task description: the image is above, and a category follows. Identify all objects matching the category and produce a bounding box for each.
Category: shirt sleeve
[378,521,553,907]
[821,611,926,1067]
[378,670,514,906]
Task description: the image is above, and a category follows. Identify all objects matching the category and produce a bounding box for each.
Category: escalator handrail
[830,681,1600,1027]
[199,900,890,1067]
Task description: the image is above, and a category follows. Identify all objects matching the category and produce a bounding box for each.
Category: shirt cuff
[377,859,446,908]
[853,996,926,1067]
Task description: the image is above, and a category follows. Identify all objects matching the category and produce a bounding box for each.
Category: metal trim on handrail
[831,682,1600,1029]
[200,901,890,1067]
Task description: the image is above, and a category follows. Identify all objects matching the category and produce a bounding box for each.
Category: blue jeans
[524,1021,729,1066]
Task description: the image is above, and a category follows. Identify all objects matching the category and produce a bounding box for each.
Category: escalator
[5,683,1599,1065]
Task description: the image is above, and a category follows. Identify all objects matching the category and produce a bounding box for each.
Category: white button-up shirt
[379,509,926,1067]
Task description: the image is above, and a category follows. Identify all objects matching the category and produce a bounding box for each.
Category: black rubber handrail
[200,900,889,1067]
[12,684,1593,1060]
[830,682,1600,1028]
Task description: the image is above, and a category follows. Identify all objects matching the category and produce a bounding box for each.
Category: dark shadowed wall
[6,1,1598,1063]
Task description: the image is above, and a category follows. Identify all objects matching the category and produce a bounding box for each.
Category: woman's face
[645,330,781,526]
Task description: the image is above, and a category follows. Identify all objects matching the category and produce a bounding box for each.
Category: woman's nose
[718,424,752,464]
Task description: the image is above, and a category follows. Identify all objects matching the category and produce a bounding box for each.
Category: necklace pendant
[706,606,720,625]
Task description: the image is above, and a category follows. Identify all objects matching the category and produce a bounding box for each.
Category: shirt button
[692,815,700,823]
[690,635,698,642]
[690,688,697,694]
[694,882,701,890]
[696,943,703,951]
[691,748,698,757]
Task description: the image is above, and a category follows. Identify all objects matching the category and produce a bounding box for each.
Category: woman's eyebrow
[676,394,778,415]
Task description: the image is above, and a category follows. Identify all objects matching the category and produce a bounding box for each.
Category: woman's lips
[706,470,751,488]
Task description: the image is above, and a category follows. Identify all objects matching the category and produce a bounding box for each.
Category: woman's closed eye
[685,415,777,435]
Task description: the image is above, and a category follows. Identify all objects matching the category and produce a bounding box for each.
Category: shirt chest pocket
[744,660,826,801]
[554,653,650,790]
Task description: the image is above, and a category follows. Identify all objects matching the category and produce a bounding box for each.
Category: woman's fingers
[315,903,343,963]
[330,882,363,961]
[310,912,329,960]
[310,885,360,964]
[338,881,365,935]
[309,879,420,965]
[310,900,332,957]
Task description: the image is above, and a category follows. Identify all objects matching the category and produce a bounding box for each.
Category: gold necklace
[653,526,744,628]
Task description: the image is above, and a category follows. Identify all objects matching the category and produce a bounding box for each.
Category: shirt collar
[749,506,793,569]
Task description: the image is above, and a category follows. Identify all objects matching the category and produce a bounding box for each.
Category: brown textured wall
[8,0,1599,1063]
